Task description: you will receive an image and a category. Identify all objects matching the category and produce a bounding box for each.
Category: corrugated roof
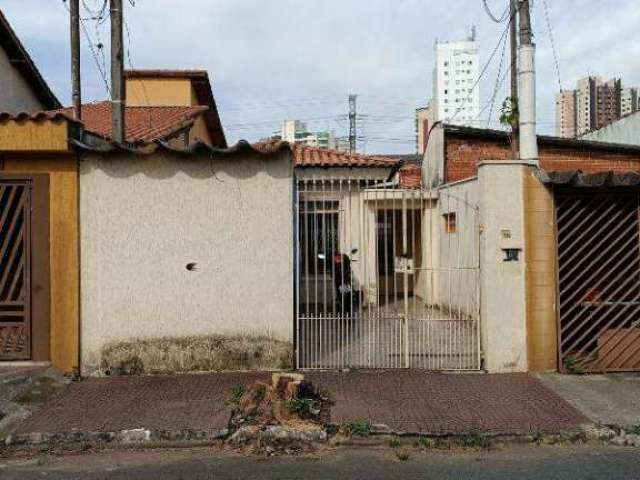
[0,9,61,109]
[53,101,208,144]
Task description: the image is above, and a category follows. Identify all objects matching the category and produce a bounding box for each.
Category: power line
[482,0,509,23]
[541,0,563,92]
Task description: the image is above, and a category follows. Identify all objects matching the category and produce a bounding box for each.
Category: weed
[340,419,372,437]
[418,436,435,449]
[286,397,314,415]
[563,355,585,374]
[229,385,246,405]
[396,450,410,461]
[459,431,492,449]
[629,424,640,435]
[389,436,401,448]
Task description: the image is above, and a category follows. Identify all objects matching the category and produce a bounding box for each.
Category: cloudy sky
[2,0,639,153]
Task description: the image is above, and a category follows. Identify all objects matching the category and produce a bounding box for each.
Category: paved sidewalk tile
[15,371,587,437]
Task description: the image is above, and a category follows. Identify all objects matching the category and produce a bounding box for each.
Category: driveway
[537,373,640,427]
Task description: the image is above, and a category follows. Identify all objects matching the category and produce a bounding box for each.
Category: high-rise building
[275,120,347,151]
[621,87,638,116]
[431,27,480,127]
[555,76,638,138]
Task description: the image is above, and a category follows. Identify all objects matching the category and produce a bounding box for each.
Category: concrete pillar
[478,160,535,373]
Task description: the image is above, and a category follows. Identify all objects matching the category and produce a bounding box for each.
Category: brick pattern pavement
[309,371,588,435]
[16,371,587,437]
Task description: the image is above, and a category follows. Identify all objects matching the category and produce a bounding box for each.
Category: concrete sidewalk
[537,373,640,427]
[8,371,587,442]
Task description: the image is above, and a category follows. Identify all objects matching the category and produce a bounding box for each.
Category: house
[581,110,640,146]
[423,123,640,373]
[0,67,232,375]
[0,9,60,112]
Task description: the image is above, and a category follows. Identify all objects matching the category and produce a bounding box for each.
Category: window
[444,61,449,66]
[444,89,448,94]
[443,213,457,233]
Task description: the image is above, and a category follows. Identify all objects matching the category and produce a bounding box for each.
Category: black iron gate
[0,181,31,360]
[557,191,640,372]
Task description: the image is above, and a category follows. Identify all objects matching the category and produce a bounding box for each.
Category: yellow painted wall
[0,121,69,151]
[126,78,193,107]
[3,154,79,373]
[524,168,558,371]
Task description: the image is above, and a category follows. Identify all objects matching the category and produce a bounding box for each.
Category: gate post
[477,160,535,373]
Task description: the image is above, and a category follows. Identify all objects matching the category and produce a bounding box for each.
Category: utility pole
[517,0,538,164]
[509,0,518,159]
[70,0,81,120]
[348,94,357,154]
[110,0,126,144]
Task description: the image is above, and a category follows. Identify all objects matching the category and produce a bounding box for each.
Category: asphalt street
[2,444,640,479]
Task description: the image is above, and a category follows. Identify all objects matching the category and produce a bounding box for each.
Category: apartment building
[556,76,638,138]
[431,27,480,127]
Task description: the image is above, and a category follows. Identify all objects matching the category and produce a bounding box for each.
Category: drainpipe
[518,0,538,165]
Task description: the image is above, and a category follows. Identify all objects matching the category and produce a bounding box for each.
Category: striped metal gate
[557,191,640,373]
[0,181,31,360]
[295,176,480,370]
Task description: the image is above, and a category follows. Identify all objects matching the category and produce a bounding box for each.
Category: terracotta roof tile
[53,101,208,144]
[254,140,399,168]
[0,110,78,123]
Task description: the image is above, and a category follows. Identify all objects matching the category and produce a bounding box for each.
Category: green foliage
[563,355,585,374]
[229,384,246,405]
[499,96,519,127]
[389,436,401,448]
[340,419,372,437]
[629,424,640,435]
[286,396,314,415]
[396,450,410,461]
[459,431,492,449]
[417,436,435,449]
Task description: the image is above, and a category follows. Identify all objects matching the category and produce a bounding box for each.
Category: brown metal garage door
[557,191,640,372]
[0,181,31,359]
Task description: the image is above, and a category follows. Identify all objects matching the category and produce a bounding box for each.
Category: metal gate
[557,190,640,372]
[295,176,480,370]
[0,181,31,359]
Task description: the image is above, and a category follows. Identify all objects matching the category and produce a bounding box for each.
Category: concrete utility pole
[110,0,126,144]
[517,0,538,163]
[348,94,357,154]
[509,0,518,159]
[70,0,81,120]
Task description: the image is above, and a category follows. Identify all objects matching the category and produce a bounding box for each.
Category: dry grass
[97,334,293,375]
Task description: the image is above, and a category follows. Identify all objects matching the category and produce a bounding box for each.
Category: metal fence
[557,191,640,372]
[294,175,480,370]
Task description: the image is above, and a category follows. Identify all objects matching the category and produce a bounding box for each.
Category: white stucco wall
[80,150,294,372]
[478,161,530,373]
[436,178,480,317]
[0,46,44,112]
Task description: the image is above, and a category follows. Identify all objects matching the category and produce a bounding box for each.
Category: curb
[4,427,229,447]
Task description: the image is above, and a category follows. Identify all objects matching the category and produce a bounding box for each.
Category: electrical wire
[482,0,509,23]
[541,0,563,92]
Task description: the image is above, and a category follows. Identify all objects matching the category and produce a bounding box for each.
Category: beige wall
[4,155,80,373]
[126,77,193,107]
[0,46,44,113]
[79,150,293,374]
[524,169,558,371]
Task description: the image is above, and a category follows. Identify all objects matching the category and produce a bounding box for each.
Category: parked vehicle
[318,248,361,315]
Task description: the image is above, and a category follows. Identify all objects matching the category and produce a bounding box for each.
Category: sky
[2,0,640,154]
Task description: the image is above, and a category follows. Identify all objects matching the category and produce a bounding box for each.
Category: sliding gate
[295,177,480,370]
[557,190,640,372]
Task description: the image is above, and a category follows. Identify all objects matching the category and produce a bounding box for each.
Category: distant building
[275,120,347,151]
[431,27,480,127]
[555,76,639,138]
